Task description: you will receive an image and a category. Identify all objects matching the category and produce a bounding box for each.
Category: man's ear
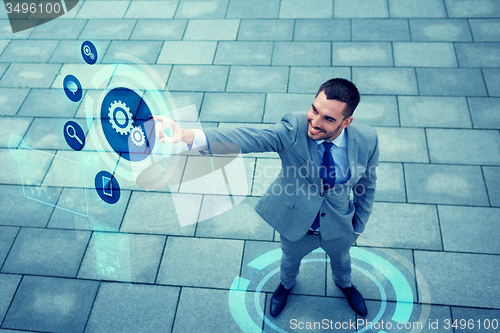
[342,116,354,129]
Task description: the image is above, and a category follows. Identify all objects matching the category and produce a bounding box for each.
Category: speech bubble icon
[67,81,78,95]
[63,74,83,102]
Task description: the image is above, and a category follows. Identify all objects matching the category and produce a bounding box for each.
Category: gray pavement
[1,0,500,332]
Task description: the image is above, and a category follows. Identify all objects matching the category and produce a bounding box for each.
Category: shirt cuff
[188,129,209,154]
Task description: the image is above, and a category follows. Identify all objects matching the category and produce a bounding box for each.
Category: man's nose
[311,116,321,128]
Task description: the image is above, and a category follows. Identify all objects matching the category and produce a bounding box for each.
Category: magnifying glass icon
[66,124,83,145]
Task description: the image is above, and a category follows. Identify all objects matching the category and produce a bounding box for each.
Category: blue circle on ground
[81,41,98,65]
[63,120,85,151]
[63,75,83,102]
[95,171,120,204]
[100,87,156,162]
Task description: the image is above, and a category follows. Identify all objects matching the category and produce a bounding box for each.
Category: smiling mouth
[309,124,323,135]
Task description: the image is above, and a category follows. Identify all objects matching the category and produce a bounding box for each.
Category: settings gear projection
[108,100,134,135]
[130,126,145,147]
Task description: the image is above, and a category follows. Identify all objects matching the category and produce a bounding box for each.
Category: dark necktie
[321,142,336,190]
[311,142,336,230]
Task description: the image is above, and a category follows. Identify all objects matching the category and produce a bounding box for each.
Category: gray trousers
[280,232,358,290]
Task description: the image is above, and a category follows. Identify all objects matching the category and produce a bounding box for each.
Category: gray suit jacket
[204,112,379,241]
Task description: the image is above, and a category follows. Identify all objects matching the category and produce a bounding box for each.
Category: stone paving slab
[358,202,442,250]
[0,40,59,63]
[80,19,137,40]
[483,69,500,97]
[439,205,500,254]
[389,0,447,18]
[354,95,399,127]
[157,41,217,65]
[455,43,500,68]
[405,163,490,206]
[375,127,429,163]
[85,282,179,333]
[0,185,60,228]
[294,19,350,41]
[102,41,163,64]
[332,42,393,67]
[130,19,187,40]
[172,287,249,333]
[156,236,243,288]
[2,276,99,333]
[237,19,294,41]
[0,116,32,146]
[0,148,55,186]
[215,41,274,66]
[227,0,280,19]
[175,0,228,19]
[2,227,91,277]
[78,232,165,283]
[264,93,315,123]
[334,0,389,18]
[226,65,289,93]
[483,166,500,207]
[398,96,472,128]
[0,63,61,88]
[200,92,265,122]
[196,196,274,241]
[28,19,87,40]
[409,19,473,42]
[352,19,410,41]
[374,162,406,202]
[445,0,500,18]
[416,68,488,96]
[167,65,229,92]
[0,88,29,116]
[469,19,500,42]
[353,67,418,95]
[273,42,331,66]
[124,1,179,19]
[468,97,500,129]
[47,187,132,231]
[289,66,351,93]
[0,274,21,325]
[415,251,500,308]
[394,42,457,67]
[17,89,80,117]
[426,129,500,165]
[279,0,333,19]
[76,1,130,19]
[183,19,239,40]
[0,227,18,267]
[120,191,198,235]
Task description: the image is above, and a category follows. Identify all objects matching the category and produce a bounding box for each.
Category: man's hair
[316,78,360,118]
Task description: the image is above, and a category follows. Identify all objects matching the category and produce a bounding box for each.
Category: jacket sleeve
[203,113,299,155]
[352,132,379,234]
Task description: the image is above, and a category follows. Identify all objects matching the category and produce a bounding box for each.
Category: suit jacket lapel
[346,127,358,184]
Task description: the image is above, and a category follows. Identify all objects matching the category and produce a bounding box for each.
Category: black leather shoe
[336,284,368,316]
[270,283,292,317]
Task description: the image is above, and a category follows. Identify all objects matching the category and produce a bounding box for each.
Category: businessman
[154,78,379,317]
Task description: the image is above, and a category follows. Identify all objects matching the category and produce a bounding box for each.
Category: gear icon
[108,100,134,135]
[130,126,145,147]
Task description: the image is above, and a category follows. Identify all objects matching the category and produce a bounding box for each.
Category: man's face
[307,91,353,141]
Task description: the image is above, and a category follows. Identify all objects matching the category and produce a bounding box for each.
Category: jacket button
[321,213,326,217]
[320,192,325,196]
